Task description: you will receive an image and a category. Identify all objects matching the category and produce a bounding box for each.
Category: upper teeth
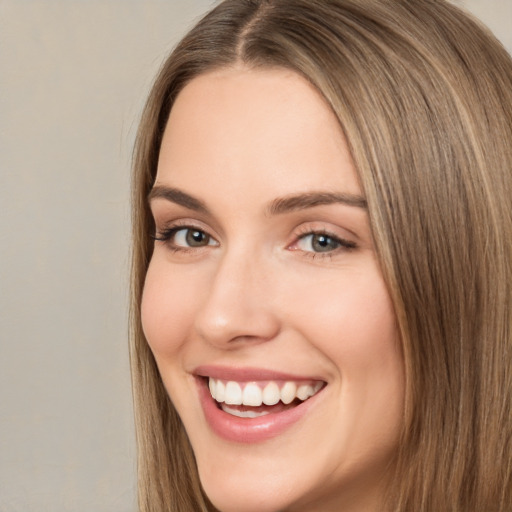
[208,378,323,406]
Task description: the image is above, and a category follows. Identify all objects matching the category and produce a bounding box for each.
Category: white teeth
[280,381,297,404]
[207,377,324,406]
[224,381,242,405]
[221,404,270,418]
[242,382,263,406]
[215,380,226,402]
[297,384,315,401]
[262,382,280,405]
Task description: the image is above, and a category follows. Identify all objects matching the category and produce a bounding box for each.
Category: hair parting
[130,1,512,510]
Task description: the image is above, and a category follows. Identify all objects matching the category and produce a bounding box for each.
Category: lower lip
[196,378,323,443]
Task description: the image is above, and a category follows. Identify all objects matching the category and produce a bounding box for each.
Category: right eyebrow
[267,191,367,215]
[147,185,209,214]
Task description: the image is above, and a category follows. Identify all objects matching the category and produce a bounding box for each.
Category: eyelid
[151,218,358,257]
[150,205,223,238]
[153,217,215,235]
[287,225,357,254]
[152,219,220,250]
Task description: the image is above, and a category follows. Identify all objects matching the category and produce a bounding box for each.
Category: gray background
[0,1,510,511]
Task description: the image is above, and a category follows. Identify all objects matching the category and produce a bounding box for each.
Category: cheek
[287,267,404,427]
[140,258,197,358]
[294,272,404,456]
[287,269,398,365]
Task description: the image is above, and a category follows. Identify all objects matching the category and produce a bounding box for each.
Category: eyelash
[291,228,357,259]
[151,224,357,258]
[151,224,214,253]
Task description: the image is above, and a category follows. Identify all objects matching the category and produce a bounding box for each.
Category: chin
[199,470,296,512]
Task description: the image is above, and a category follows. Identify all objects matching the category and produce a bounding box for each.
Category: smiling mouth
[207,377,325,418]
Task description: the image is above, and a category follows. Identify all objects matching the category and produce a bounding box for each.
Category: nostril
[193,264,281,348]
[195,310,281,349]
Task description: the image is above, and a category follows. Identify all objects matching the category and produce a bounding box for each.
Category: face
[141,67,404,512]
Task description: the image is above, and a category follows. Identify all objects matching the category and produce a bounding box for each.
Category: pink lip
[194,364,324,383]
[194,366,326,444]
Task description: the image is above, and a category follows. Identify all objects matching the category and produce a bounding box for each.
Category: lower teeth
[221,404,271,418]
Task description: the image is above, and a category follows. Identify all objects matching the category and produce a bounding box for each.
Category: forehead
[155,66,361,205]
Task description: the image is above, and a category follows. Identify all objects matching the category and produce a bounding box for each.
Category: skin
[141,66,404,512]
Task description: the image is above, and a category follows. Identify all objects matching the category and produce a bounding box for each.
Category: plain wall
[0,2,213,511]
[0,1,510,511]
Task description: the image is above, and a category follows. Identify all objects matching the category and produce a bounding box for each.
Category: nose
[194,249,281,348]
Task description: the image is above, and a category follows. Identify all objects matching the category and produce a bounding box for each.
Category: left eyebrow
[268,191,367,215]
[147,185,209,214]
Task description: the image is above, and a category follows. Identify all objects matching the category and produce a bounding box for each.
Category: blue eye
[295,233,356,253]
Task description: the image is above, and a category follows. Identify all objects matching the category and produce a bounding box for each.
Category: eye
[153,226,218,249]
[174,228,215,247]
[294,232,356,253]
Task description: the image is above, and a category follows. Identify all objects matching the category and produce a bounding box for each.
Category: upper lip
[194,364,326,383]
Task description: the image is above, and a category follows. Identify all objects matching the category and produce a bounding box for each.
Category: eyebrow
[148,185,367,215]
[268,191,367,214]
[148,186,209,214]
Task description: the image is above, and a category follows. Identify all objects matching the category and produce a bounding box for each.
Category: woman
[130,1,512,511]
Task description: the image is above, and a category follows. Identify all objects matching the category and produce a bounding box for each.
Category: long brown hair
[130,1,512,510]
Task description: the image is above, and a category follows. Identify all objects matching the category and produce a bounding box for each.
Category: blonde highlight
[130,1,512,510]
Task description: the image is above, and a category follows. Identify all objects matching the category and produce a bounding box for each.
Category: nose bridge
[194,242,279,347]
